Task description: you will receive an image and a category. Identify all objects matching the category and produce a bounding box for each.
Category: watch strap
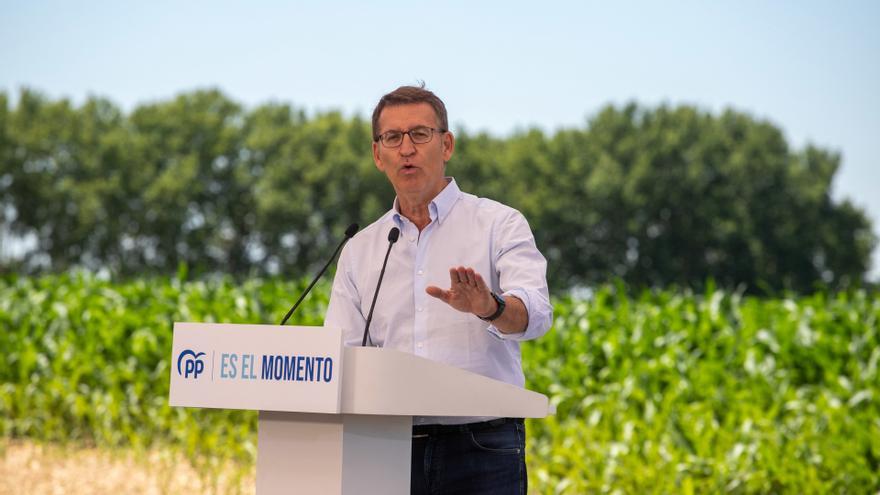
[478,291,506,321]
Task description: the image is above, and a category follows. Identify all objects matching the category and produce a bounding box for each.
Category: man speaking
[324,84,552,494]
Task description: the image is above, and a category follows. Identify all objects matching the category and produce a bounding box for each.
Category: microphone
[361,227,400,346]
[279,222,359,325]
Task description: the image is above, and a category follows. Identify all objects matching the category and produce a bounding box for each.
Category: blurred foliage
[524,283,880,493]
[0,88,875,293]
[1,274,878,492]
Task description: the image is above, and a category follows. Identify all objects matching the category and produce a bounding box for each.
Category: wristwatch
[478,291,506,321]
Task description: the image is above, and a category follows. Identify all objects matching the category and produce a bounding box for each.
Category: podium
[169,322,552,494]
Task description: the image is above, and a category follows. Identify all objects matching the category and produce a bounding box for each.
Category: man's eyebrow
[383,125,431,132]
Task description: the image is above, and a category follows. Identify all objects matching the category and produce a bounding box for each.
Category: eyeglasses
[375,126,446,148]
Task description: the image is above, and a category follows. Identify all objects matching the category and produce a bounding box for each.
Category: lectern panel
[170,323,344,413]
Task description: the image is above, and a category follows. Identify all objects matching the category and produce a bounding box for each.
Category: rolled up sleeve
[486,210,552,341]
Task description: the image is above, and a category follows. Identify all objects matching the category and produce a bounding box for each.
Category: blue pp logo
[177,349,206,379]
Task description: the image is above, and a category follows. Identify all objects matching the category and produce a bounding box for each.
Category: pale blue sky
[2,0,878,277]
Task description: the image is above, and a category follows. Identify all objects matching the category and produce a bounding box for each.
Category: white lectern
[169,322,552,494]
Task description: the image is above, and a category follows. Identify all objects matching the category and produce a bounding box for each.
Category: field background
[1,273,878,493]
[3,3,879,493]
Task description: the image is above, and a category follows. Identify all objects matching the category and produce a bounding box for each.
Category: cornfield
[1,274,878,493]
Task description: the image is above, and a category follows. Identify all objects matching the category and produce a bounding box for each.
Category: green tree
[249,109,390,275]
[0,90,133,272]
[1,90,874,292]
[454,103,875,292]
[127,89,250,274]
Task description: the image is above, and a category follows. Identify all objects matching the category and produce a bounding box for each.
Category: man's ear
[372,141,384,171]
[442,131,455,161]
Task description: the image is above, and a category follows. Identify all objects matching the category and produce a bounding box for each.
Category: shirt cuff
[485,288,547,341]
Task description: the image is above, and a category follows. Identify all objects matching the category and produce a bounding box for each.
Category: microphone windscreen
[345,223,359,238]
[388,227,400,243]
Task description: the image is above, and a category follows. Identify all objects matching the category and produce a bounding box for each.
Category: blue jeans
[410,418,527,495]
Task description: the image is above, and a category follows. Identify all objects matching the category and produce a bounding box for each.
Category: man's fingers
[474,272,489,292]
[426,285,451,302]
[454,266,467,285]
[430,268,496,315]
[445,266,490,292]
[449,268,462,285]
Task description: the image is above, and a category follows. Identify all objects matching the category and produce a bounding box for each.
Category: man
[325,85,551,494]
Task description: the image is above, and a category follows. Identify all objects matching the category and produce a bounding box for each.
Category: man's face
[372,103,454,203]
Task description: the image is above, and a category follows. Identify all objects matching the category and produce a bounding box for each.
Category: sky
[2,0,878,277]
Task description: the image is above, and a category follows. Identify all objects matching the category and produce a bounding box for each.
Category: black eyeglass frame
[374,126,448,148]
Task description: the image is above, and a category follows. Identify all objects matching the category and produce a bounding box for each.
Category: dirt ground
[0,440,255,495]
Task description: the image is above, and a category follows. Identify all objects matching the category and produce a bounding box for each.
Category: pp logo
[177,349,206,379]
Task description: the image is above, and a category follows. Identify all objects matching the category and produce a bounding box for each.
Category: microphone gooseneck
[279,222,359,325]
[361,227,400,346]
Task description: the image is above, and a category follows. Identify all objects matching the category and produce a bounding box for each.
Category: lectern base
[256,411,412,494]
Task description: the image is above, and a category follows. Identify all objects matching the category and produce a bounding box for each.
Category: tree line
[0,88,874,293]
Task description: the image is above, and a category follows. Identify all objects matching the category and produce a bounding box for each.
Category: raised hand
[425,266,497,317]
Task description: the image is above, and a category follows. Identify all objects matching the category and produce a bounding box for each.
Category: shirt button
[417,343,423,349]
[417,269,424,275]
[409,237,415,242]
[417,307,423,312]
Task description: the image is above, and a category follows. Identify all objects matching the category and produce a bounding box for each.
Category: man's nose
[398,133,417,155]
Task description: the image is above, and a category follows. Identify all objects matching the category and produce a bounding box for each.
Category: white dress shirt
[324,178,552,424]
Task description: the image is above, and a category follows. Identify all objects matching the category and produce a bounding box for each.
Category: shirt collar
[391,177,461,227]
